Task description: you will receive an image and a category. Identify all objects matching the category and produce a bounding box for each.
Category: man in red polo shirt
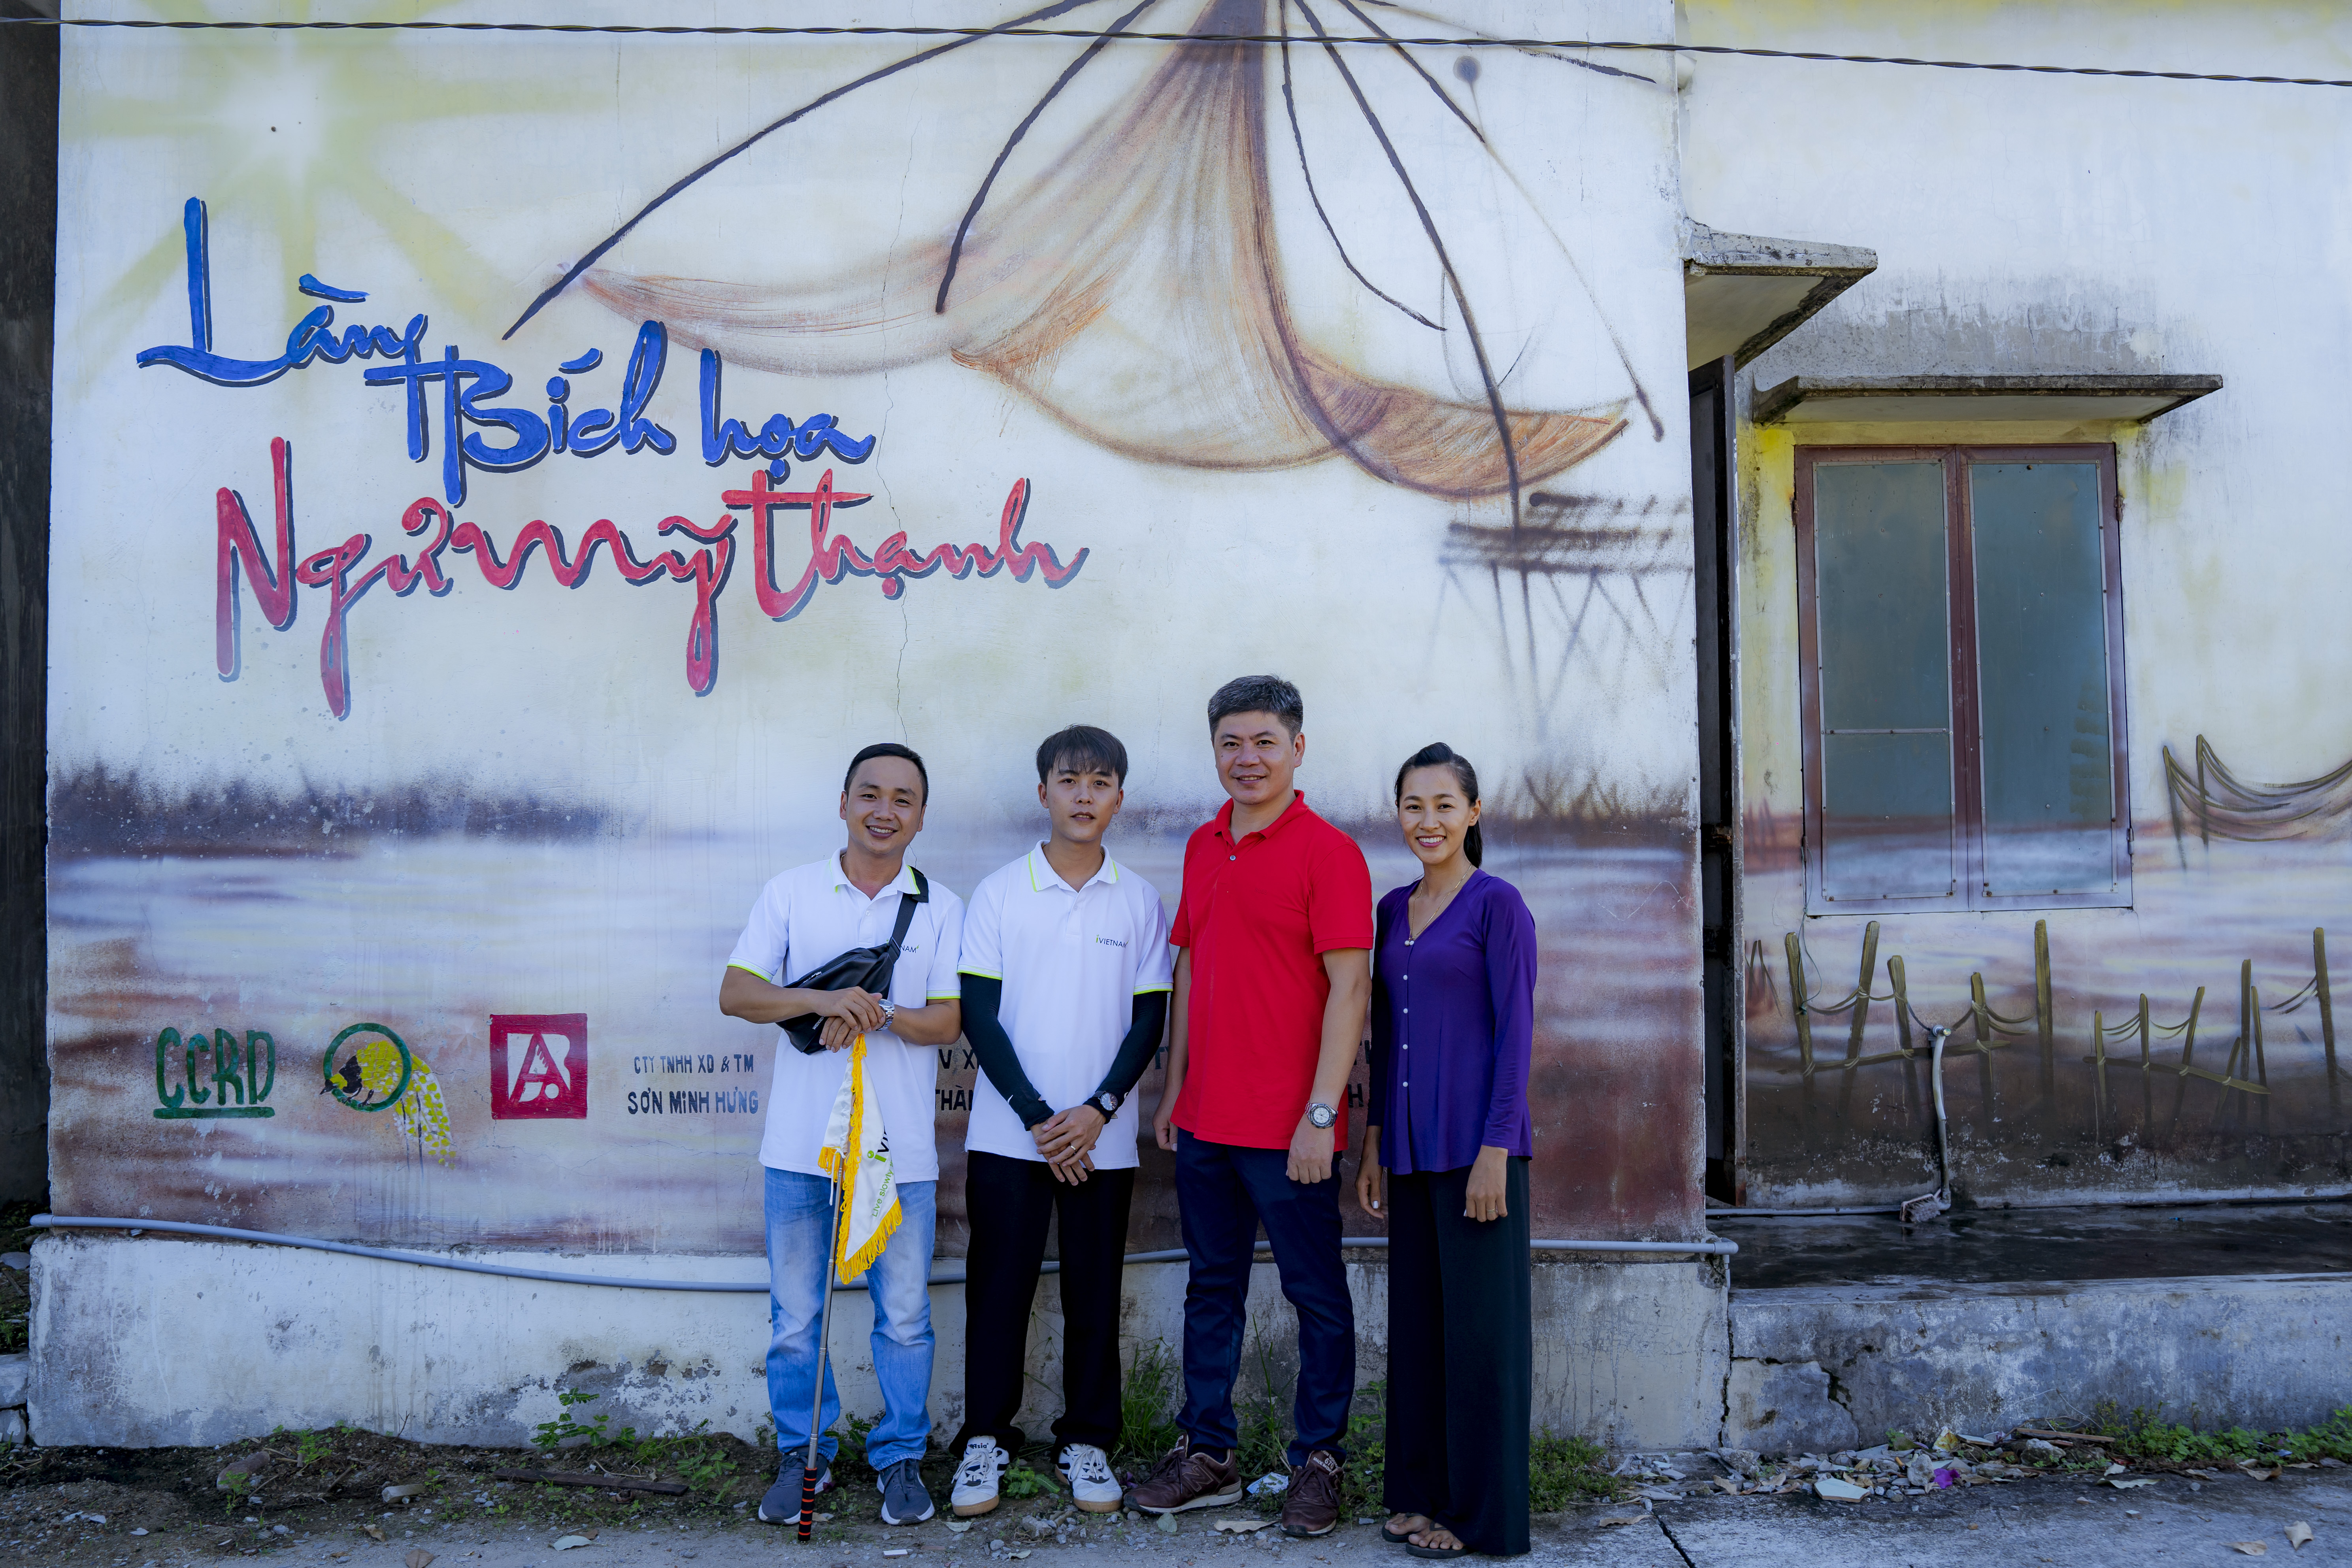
[1132,676,1373,1538]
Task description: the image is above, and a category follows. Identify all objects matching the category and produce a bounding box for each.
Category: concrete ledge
[1728,1272,2352,1448]
[29,1234,1726,1451]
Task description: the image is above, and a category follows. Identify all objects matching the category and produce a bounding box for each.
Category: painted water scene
[47,0,1703,1251]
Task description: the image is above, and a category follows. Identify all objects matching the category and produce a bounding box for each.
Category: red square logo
[489,1013,588,1119]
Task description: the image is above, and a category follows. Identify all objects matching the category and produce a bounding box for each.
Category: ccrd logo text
[153,1026,277,1119]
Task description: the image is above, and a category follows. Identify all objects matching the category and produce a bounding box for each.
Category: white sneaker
[1057,1442,1122,1513]
[951,1436,1011,1517]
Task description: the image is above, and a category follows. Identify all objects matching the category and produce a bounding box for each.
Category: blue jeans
[763,1167,936,1471]
[1174,1131,1355,1465]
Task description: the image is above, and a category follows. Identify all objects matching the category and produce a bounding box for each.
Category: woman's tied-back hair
[843,741,930,803]
[1035,724,1130,786]
[1394,742,1483,868]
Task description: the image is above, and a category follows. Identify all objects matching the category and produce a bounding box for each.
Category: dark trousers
[1174,1130,1356,1465]
[954,1149,1135,1456]
[1384,1158,1532,1557]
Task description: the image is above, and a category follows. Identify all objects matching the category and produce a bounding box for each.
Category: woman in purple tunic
[1354,743,1535,1559]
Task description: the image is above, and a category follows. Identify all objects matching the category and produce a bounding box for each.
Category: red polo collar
[1211,790,1313,846]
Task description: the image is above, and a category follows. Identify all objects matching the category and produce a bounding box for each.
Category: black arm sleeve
[1092,991,1170,1104]
[959,974,1052,1129]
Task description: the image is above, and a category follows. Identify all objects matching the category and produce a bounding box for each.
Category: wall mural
[1739,736,2352,1205]
[48,0,1699,1253]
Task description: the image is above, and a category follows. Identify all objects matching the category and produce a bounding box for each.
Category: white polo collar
[1025,843,1119,894]
[831,853,922,899]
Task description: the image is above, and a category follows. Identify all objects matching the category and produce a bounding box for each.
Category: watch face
[1309,1104,1335,1128]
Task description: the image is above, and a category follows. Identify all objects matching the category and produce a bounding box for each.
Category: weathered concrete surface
[21,1469,2341,1568]
[1722,1358,1858,1456]
[1730,1272,2352,1445]
[28,1235,1728,1450]
[1538,1256,1730,1449]
[1654,1470,2352,1568]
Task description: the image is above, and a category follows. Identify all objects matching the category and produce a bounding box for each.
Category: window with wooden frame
[1794,445,2129,913]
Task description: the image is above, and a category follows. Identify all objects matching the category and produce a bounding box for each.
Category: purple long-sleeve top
[1366,868,1537,1175]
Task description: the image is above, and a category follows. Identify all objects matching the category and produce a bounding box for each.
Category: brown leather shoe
[1127,1437,1242,1514]
[1279,1449,1343,1538]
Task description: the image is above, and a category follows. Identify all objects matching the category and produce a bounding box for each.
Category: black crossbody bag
[776,868,929,1055]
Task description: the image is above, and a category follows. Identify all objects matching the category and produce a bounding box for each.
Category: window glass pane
[1815,463,1950,729]
[1820,732,1956,900]
[1813,462,1955,902]
[1969,462,2115,896]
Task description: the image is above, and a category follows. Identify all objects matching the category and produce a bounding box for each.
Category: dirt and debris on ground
[0,1432,2346,1566]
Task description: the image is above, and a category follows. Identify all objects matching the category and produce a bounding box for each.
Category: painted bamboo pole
[2196,738,2210,847]
[2251,981,2271,1131]
[1846,921,1881,1068]
[1890,953,1919,1117]
[2320,927,2340,1108]
[1785,931,1812,1077]
[2092,1008,2109,1133]
[2169,985,2205,1128]
[2034,920,2055,1101]
[2241,959,2260,1100]
[2216,971,2247,1128]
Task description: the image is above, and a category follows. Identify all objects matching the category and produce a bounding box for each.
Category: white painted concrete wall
[1681,0,2352,1204]
[27,1234,1727,1452]
[1730,1272,2352,1445]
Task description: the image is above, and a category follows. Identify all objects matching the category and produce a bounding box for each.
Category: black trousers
[954,1149,1136,1457]
[1384,1158,1532,1557]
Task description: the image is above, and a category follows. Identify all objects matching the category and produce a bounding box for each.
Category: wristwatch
[1306,1101,1337,1130]
[1086,1089,1124,1118]
[875,998,897,1029]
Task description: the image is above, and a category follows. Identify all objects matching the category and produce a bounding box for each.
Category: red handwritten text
[214,442,1087,718]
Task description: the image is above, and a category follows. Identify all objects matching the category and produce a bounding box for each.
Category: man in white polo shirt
[719,742,966,1529]
[946,726,1172,1517]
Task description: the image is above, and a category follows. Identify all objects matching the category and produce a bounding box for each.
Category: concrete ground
[59,1467,2343,1567]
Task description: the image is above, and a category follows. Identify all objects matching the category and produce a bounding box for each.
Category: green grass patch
[1117,1341,1183,1467]
[1002,1460,1058,1499]
[1529,1432,1623,1510]
[2082,1402,2352,1465]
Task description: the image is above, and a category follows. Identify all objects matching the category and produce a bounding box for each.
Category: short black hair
[1035,725,1129,786]
[843,742,929,803]
[1206,675,1303,737]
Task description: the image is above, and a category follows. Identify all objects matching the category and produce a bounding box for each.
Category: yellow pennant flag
[817,1034,900,1281]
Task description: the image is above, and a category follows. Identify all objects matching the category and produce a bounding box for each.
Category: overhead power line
[0,15,2346,91]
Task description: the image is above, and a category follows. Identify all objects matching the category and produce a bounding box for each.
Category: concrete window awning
[1683,222,1878,371]
[1754,374,2224,425]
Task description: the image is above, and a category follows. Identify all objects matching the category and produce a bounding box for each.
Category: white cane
[798,1172,846,1542]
